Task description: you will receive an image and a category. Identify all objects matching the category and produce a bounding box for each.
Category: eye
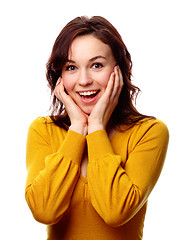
[66,65,77,71]
[92,62,103,69]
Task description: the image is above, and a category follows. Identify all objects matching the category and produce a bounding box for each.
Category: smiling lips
[77,90,100,103]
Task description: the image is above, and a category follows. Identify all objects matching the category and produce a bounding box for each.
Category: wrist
[88,123,105,134]
[69,123,88,136]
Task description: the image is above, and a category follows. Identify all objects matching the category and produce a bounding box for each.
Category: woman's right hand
[54,78,88,136]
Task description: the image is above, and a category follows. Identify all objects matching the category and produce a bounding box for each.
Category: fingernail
[56,78,61,86]
[114,65,118,71]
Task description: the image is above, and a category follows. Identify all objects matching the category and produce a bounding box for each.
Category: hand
[88,66,123,134]
[54,78,88,136]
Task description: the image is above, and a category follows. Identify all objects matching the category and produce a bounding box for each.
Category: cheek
[96,71,112,88]
[62,76,74,93]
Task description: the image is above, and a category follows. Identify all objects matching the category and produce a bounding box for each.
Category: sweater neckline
[79,173,88,184]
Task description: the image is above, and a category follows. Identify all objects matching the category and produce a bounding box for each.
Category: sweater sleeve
[25,118,86,225]
[86,120,169,227]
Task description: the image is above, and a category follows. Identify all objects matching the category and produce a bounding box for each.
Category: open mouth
[77,90,100,103]
[78,90,100,99]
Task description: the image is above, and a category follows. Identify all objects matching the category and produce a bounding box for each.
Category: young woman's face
[61,34,116,115]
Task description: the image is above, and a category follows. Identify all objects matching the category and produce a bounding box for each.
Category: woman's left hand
[88,66,123,134]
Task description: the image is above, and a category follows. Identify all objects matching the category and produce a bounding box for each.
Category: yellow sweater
[25,117,169,240]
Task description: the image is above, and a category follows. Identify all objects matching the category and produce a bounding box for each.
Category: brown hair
[46,16,153,130]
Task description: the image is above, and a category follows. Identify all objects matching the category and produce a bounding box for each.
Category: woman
[25,16,169,239]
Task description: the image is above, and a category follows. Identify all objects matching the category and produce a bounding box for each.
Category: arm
[54,78,88,136]
[25,118,86,225]
[86,120,169,227]
[88,65,123,133]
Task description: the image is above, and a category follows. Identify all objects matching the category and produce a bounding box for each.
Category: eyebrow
[66,55,107,64]
[89,55,107,62]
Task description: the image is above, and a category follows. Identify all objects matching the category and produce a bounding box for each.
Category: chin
[81,106,94,115]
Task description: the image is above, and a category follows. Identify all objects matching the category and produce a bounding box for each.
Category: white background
[0,0,175,239]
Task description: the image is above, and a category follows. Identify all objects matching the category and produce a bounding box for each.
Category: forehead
[68,35,113,61]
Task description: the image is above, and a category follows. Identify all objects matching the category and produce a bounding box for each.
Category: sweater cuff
[86,130,114,161]
[59,130,86,165]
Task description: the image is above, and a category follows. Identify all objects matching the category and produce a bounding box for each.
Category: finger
[58,81,69,103]
[112,66,123,99]
[118,68,124,89]
[56,77,62,86]
[109,66,120,100]
[103,71,115,98]
[54,78,65,101]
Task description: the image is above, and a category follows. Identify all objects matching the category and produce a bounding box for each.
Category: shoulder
[129,118,169,150]
[27,117,52,144]
[28,116,67,143]
[136,118,169,139]
[29,116,54,133]
[30,116,54,125]
[29,116,53,128]
[120,118,169,137]
[116,118,169,150]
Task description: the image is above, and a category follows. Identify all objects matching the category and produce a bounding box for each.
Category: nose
[78,69,93,86]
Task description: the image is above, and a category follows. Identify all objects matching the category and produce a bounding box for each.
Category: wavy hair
[46,16,153,130]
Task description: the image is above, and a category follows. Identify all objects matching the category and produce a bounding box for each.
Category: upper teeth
[79,91,97,96]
